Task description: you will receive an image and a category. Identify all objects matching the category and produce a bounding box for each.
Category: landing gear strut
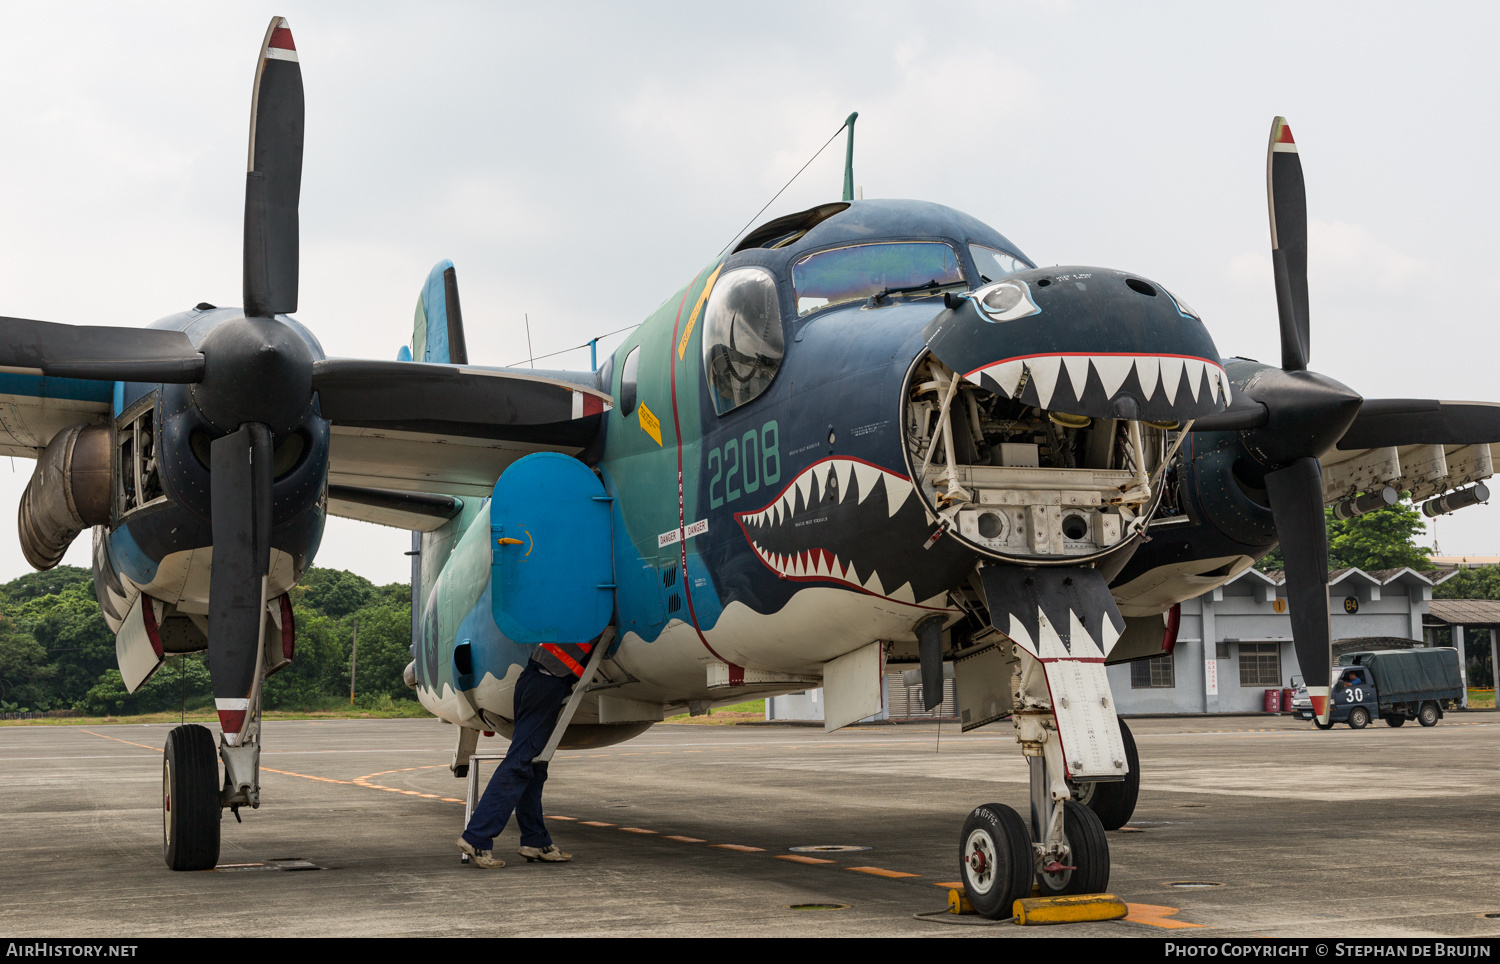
[163,724,221,871]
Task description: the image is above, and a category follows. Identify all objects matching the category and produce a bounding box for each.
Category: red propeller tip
[269,26,296,51]
[1309,694,1328,716]
[1276,123,1294,145]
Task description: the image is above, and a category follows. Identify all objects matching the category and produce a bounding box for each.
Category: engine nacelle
[18,423,111,570]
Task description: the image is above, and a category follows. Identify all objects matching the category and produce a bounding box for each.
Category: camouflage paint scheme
[409,201,1125,742]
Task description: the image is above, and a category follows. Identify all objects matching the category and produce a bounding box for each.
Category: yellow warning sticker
[678,263,724,360]
[639,401,662,446]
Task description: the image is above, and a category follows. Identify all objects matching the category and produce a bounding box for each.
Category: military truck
[1292,647,1464,729]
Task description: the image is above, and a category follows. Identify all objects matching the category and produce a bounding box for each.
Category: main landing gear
[162,687,263,870]
[163,724,221,871]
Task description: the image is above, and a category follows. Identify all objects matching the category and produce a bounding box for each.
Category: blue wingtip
[396,345,413,362]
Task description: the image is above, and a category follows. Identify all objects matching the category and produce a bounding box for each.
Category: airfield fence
[1,709,80,721]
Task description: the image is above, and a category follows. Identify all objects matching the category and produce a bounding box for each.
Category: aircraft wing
[319,360,611,498]
[0,373,112,459]
[1320,399,1500,503]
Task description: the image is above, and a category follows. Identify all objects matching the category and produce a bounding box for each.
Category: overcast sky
[1,1,1497,586]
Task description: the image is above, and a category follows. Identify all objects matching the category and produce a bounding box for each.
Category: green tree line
[0,566,418,715]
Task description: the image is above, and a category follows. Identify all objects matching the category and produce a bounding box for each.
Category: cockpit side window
[702,267,784,415]
[791,241,965,316]
[969,244,1031,284]
[619,345,640,418]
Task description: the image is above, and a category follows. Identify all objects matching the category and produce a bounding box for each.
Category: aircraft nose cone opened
[4,25,1499,918]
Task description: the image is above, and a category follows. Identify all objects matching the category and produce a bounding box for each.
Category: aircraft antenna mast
[841,112,859,202]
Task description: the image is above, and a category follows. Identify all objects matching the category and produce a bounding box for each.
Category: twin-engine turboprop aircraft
[4,20,1498,917]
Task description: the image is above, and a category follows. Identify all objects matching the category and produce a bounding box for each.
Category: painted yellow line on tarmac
[620,827,657,834]
[664,835,705,843]
[848,866,920,879]
[1124,903,1204,929]
[712,844,765,852]
[579,820,615,827]
[778,855,834,865]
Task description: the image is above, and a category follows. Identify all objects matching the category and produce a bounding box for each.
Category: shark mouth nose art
[734,456,951,605]
[964,352,1230,415]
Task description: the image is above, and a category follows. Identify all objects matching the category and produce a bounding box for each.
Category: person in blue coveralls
[455,639,596,869]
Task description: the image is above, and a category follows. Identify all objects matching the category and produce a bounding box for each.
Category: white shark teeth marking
[834,460,854,502]
[883,475,913,518]
[889,582,916,604]
[985,359,1025,398]
[1062,355,1090,397]
[1026,355,1062,409]
[1159,355,1184,405]
[1206,365,1221,404]
[1091,355,1133,400]
[1134,355,1161,401]
[1216,367,1231,405]
[1006,614,1035,653]
[852,462,881,504]
[863,570,886,596]
[1181,357,1204,402]
[1100,611,1123,656]
[795,470,815,510]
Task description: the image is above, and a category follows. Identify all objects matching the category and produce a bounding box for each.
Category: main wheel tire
[1314,716,1334,730]
[163,724,221,871]
[1419,702,1440,727]
[1074,717,1140,831]
[1035,800,1111,897]
[1348,707,1370,729]
[1384,715,1406,727]
[959,803,1033,920]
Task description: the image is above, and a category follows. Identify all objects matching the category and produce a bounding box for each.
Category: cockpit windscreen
[969,244,1030,284]
[791,241,964,316]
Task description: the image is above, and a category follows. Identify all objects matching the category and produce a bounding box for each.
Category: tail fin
[411,259,468,365]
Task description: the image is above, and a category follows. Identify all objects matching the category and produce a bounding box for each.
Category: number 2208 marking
[708,420,780,509]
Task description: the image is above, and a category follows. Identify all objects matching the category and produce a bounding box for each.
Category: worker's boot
[518,844,572,863]
[456,837,505,868]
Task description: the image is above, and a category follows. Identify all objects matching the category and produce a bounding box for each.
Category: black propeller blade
[1264,458,1333,712]
[1338,399,1500,450]
[1187,117,1356,722]
[243,17,304,318]
[0,316,204,383]
[208,423,273,742]
[1269,117,1310,372]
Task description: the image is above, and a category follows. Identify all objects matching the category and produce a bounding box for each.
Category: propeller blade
[208,423,273,745]
[1264,456,1332,723]
[0,316,204,382]
[1338,399,1500,450]
[311,359,612,434]
[1187,394,1269,432]
[1268,117,1310,372]
[243,17,304,318]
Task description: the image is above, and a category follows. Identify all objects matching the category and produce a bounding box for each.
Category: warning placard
[639,402,662,447]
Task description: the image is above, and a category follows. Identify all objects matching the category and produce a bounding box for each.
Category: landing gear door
[489,453,615,644]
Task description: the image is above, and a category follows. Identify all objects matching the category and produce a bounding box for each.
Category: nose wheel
[958,803,1033,920]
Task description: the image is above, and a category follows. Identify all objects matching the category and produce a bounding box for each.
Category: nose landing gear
[959,803,1033,919]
